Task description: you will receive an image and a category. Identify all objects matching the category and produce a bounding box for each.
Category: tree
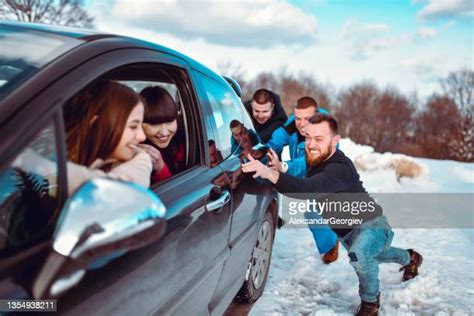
[216,60,247,93]
[0,0,94,28]
[415,95,461,159]
[334,82,380,148]
[439,68,474,161]
[335,83,415,153]
[441,68,474,113]
[243,68,332,115]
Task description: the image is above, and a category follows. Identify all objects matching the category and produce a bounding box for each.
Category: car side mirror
[32,178,167,299]
[223,76,242,98]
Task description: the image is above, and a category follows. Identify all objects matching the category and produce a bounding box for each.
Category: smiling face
[305,121,339,166]
[111,101,146,161]
[143,119,178,149]
[294,106,317,136]
[251,100,274,124]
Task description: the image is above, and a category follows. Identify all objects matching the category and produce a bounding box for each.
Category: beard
[306,143,333,167]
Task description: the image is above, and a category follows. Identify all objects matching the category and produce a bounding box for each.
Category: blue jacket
[266,108,330,177]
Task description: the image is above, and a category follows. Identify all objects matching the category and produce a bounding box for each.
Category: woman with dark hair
[139,86,186,183]
[14,81,155,195]
[62,81,154,192]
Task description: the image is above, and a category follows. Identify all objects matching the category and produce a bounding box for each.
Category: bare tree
[0,0,94,28]
[335,81,380,147]
[244,68,331,115]
[449,109,474,162]
[335,82,415,153]
[216,60,247,92]
[441,68,474,112]
[439,68,474,161]
[415,95,461,159]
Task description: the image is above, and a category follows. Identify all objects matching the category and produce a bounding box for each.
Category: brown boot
[400,249,423,281]
[356,294,380,316]
[322,241,339,264]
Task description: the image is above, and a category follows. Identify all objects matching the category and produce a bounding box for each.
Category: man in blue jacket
[265,96,339,263]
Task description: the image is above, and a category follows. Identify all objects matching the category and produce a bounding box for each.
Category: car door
[1,45,232,315]
[192,71,277,314]
[0,112,67,304]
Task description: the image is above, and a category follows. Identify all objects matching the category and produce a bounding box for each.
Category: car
[0,21,278,315]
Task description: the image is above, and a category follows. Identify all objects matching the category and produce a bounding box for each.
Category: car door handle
[206,190,231,212]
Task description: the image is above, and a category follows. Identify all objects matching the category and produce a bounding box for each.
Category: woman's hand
[138,144,164,172]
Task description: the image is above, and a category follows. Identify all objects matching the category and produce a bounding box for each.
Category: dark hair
[252,89,274,105]
[140,85,185,174]
[295,96,319,110]
[230,119,243,129]
[308,113,338,134]
[140,86,178,124]
[65,81,144,166]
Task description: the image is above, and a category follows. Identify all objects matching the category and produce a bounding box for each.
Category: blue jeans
[340,216,410,302]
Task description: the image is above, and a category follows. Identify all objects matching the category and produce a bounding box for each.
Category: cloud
[415,27,438,40]
[400,57,456,83]
[102,0,318,48]
[417,0,473,20]
[340,19,391,61]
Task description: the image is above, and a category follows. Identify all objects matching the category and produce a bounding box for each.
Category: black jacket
[244,91,288,143]
[274,149,383,237]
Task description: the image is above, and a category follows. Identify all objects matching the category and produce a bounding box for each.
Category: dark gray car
[0,21,277,315]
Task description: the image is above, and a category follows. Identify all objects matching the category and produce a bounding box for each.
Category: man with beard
[264,96,339,264]
[244,89,288,143]
[241,113,423,316]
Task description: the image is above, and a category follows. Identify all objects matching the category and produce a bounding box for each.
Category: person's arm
[258,118,287,143]
[286,156,306,178]
[266,126,290,155]
[274,163,354,193]
[67,150,152,194]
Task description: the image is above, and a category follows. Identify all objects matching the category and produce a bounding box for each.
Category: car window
[199,75,258,161]
[0,122,59,254]
[61,64,198,188]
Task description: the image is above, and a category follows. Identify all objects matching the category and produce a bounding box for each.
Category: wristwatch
[281,162,289,173]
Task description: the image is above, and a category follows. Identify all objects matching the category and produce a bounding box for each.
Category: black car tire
[234,211,275,304]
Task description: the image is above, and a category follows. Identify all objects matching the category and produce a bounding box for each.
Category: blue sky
[86,0,473,100]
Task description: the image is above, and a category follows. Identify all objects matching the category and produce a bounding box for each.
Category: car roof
[0,21,220,78]
[0,20,109,39]
[0,21,235,124]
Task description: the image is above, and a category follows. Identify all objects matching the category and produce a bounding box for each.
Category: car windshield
[0,24,82,98]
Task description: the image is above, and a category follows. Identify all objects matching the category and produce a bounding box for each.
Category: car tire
[234,211,275,304]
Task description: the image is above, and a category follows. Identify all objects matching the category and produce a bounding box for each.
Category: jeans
[340,215,411,302]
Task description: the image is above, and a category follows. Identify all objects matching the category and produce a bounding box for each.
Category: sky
[86,0,473,99]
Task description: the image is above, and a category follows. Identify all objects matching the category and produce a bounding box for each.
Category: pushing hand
[267,148,283,172]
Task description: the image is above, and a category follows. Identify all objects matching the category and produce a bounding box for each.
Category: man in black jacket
[244,89,288,143]
[242,113,422,316]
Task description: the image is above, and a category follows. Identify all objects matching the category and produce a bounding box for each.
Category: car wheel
[234,211,275,303]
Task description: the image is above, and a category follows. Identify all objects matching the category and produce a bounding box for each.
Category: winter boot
[356,294,380,316]
[400,249,423,281]
[322,241,339,264]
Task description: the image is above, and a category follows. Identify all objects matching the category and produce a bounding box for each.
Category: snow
[251,139,474,315]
